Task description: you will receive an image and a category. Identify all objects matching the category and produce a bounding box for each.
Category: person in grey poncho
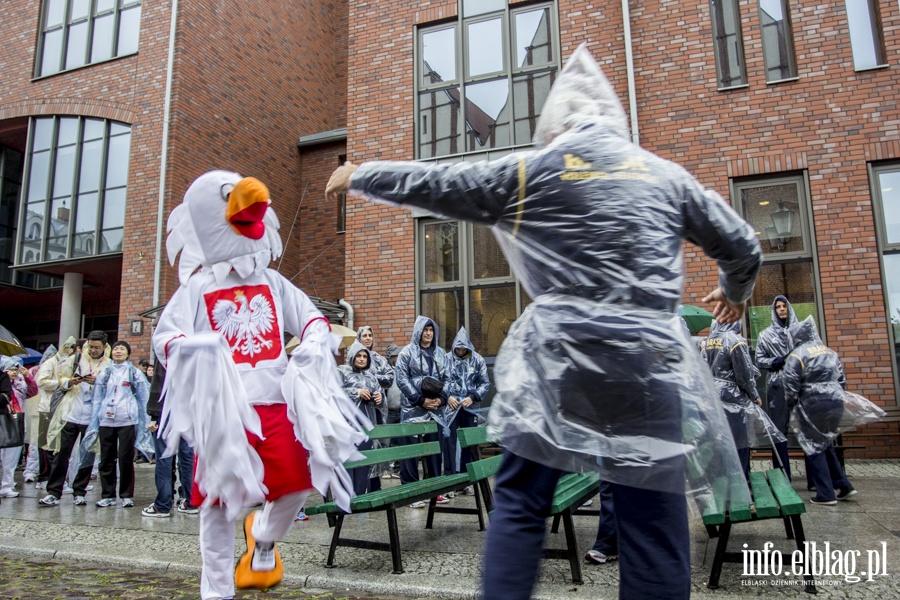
[327,45,761,600]
[443,327,490,478]
[355,326,394,424]
[781,317,855,505]
[339,340,384,495]
[755,295,798,479]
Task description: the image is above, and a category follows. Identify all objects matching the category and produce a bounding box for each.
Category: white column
[59,272,84,346]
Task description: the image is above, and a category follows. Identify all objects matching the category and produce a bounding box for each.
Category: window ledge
[854,64,890,73]
[31,51,138,82]
[766,77,800,86]
[717,83,750,92]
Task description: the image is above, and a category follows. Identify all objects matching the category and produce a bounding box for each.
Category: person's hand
[358,388,371,401]
[148,420,159,433]
[82,374,96,385]
[462,397,473,408]
[423,398,441,410]
[702,287,746,324]
[447,397,459,410]
[770,356,786,371]
[755,398,762,406]
[326,162,359,201]
[373,392,383,406]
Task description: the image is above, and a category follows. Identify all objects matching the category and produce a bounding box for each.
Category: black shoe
[837,486,857,501]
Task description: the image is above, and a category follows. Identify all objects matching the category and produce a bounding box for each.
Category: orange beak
[226,177,270,240]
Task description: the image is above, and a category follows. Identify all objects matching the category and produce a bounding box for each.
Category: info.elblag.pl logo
[742,541,889,584]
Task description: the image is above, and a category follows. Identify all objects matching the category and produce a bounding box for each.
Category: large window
[37,0,142,77]
[845,0,885,71]
[18,116,131,265]
[733,174,822,347]
[417,218,524,357]
[416,1,559,158]
[758,0,796,82]
[869,163,900,395]
[710,0,747,89]
[0,147,24,285]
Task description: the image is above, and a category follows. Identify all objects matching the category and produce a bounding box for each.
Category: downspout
[622,0,640,146]
[152,0,179,317]
[338,299,354,330]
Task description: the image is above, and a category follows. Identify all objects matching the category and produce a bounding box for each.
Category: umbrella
[14,347,43,366]
[285,324,358,356]
[0,323,26,356]
[680,305,715,335]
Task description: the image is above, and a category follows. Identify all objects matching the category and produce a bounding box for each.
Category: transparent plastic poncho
[349,44,763,508]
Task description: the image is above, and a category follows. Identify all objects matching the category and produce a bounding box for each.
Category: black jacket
[146,363,166,420]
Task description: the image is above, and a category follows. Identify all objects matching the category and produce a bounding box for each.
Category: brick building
[0,0,348,359]
[341,0,900,456]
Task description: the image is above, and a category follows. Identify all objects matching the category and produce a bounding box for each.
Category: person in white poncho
[152,171,370,600]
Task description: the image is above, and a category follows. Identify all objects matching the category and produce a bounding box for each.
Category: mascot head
[166,170,284,285]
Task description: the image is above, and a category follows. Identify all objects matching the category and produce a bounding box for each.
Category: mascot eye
[220,183,235,202]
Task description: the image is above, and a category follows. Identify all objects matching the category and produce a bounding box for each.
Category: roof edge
[296,128,348,148]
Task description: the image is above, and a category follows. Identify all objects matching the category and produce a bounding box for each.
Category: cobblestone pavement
[0,555,411,600]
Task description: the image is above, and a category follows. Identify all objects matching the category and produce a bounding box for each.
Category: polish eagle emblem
[210,289,277,358]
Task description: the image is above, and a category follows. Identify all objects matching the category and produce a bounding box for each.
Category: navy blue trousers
[807,444,851,502]
[482,451,691,600]
[591,480,617,555]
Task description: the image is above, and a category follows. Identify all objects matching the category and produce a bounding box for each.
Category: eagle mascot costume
[152,171,370,599]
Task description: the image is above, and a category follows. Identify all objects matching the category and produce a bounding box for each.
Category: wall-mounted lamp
[771,201,795,237]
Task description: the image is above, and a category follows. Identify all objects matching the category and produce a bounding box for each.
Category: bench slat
[748,471,781,519]
[308,473,471,514]
[702,477,728,525]
[344,441,441,470]
[466,454,502,481]
[365,422,438,440]
[550,473,599,514]
[727,475,752,522]
[766,468,805,516]
[456,426,489,448]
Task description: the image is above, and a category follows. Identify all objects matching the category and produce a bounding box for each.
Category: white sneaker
[409,501,426,509]
[23,474,36,483]
[251,542,276,571]
[96,498,116,508]
[0,490,20,498]
[35,481,47,490]
[73,496,86,506]
[62,485,74,494]
[141,504,171,518]
[38,494,59,506]
[446,491,456,499]
[122,498,134,508]
[463,486,475,496]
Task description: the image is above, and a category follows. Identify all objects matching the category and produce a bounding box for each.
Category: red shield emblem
[203,284,282,367]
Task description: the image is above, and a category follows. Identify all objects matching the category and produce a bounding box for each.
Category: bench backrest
[365,421,438,440]
[344,421,440,470]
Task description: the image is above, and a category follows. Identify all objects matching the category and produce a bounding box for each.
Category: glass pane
[83,119,105,141]
[72,229,95,257]
[463,0,505,17]
[109,122,130,136]
[883,254,900,374]
[105,132,131,188]
[473,224,510,279]
[117,5,141,55]
[65,21,89,70]
[514,7,553,68]
[45,235,68,260]
[759,0,795,81]
[423,221,460,284]
[57,118,80,146]
[420,290,464,349]
[102,187,126,229]
[878,170,900,244]
[100,228,123,253]
[739,182,805,256]
[45,0,66,28]
[467,18,504,77]
[41,28,64,76]
[53,144,76,197]
[32,119,55,152]
[28,151,51,200]
[421,27,456,85]
[846,0,884,70]
[513,70,555,144]
[465,79,510,151]
[469,286,516,356]
[95,0,116,14]
[746,261,819,346]
[418,88,463,158]
[71,0,91,21]
[711,0,746,87]
[79,139,103,192]
[91,14,115,62]
[75,191,98,233]
[4,150,24,184]
[23,200,45,245]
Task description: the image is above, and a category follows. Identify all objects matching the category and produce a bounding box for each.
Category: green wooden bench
[703,468,816,593]
[543,472,601,585]
[304,421,473,574]
[425,425,500,531]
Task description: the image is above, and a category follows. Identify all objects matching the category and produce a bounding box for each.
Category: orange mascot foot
[235,510,284,590]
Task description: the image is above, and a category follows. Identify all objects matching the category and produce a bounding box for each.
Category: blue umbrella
[14,347,43,366]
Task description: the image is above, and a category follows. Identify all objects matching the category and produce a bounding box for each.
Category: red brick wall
[346,0,900,455]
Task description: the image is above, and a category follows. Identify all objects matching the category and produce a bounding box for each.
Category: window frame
[709,0,748,90]
[844,0,887,72]
[757,0,798,83]
[15,116,131,267]
[868,161,900,402]
[414,0,560,160]
[730,171,826,346]
[35,0,142,78]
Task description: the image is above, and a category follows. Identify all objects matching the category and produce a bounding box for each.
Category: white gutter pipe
[338,299,354,330]
[152,0,179,313]
[622,0,640,146]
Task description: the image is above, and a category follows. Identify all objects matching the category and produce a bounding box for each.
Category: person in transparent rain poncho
[339,340,384,496]
[782,317,885,506]
[327,45,762,599]
[701,320,786,479]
